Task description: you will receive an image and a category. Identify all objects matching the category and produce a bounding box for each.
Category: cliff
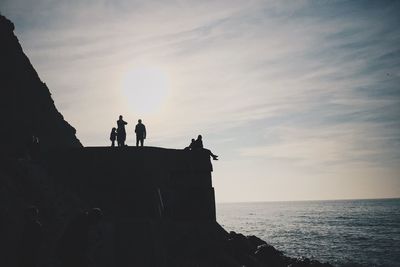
[0,15,333,267]
[44,147,216,221]
[1,147,332,267]
[0,14,82,158]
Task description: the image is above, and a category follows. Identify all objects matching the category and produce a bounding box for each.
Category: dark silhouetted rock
[254,243,286,266]
[288,257,333,267]
[0,14,334,267]
[0,14,82,159]
[247,235,268,248]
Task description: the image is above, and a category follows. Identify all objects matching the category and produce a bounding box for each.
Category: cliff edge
[0,14,82,158]
[0,15,333,267]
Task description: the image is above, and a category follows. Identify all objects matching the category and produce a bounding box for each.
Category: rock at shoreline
[225,231,333,267]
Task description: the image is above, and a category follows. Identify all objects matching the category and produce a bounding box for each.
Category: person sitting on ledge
[192,135,219,160]
[184,138,196,150]
[110,127,117,147]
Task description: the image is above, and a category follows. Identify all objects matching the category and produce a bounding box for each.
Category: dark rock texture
[0,14,82,158]
[0,14,333,267]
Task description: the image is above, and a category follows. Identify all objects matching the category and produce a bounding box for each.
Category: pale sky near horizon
[1,0,399,202]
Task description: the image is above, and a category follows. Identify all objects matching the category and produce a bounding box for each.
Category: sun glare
[122,67,169,114]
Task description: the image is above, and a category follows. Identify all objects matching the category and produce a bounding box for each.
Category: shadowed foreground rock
[1,148,333,267]
[0,14,333,267]
[0,14,82,158]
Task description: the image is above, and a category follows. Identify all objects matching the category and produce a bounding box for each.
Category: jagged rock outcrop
[0,14,82,158]
[0,14,333,267]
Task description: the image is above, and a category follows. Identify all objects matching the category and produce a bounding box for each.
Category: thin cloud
[1,0,399,201]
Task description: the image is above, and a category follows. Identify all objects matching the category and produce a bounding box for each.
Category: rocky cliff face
[0,15,82,158]
[0,14,333,267]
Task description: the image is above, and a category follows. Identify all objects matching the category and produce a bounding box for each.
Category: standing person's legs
[121,133,126,146]
[136,136,139,147]
[117,133,122,147]
[140,138,144,147]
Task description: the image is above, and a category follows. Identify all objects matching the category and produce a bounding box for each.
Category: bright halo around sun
[122,67,169,114]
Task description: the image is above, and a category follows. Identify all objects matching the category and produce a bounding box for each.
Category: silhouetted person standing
[117,115,127,147]
[135,119,146,147]
[110,127,117,147]
[18,206,42,267]
[194,135,218,160]
[57,208,103,267]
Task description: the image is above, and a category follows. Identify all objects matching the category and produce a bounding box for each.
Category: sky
[1,0,399,202]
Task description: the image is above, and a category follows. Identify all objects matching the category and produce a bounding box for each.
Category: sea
[216,198,400,267]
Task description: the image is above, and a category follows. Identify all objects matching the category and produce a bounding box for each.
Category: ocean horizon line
[216,196,400,205]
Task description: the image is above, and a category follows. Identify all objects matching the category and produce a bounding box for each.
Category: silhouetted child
[110,128,117,147]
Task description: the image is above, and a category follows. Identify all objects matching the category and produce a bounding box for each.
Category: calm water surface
[217,198,400,267]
